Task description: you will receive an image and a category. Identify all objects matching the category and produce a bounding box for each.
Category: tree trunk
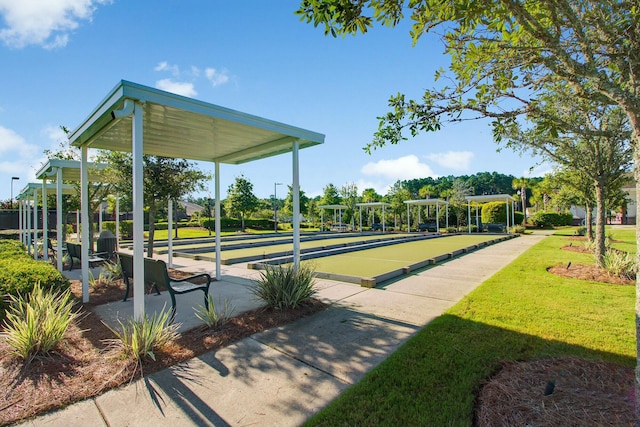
[593,179,607,267]
[147,205,157,258]
[241,213,245,231]
[584,205,593,240]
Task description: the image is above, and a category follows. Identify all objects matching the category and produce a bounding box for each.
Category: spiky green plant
[103,307,178,362]
[194,295,236,329]
[252,263,317,309]
[2,282,79,362]
[601,249,636,280]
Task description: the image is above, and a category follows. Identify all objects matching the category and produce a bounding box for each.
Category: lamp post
[10,177,19,209]
[274,182,283,232]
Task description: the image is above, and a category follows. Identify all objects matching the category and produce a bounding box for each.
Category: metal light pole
[274,182,283,232]
[10,177,19,209]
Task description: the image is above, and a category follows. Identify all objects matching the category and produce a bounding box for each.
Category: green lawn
[305,231,635,426]
[302,235,498,277]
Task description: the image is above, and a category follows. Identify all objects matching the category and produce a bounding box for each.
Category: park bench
[484,223,506,233]
[418,222,438,232]
[66,242,107,270]
[371,223,383,231]
[117,252,211,322]
[117,252,161,302]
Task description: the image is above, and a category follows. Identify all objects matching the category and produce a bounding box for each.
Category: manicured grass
[305,233,635,426]
[302,235,498,277]
[608,227,636,254]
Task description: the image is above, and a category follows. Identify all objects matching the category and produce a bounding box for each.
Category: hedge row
[529,211,573,227]
[0,240,69,319]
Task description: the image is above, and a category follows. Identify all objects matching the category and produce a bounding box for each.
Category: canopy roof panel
[403,199,448,206]
[68,80,325,164]
[318,204,348,210]
[18,182,75,200]
[356,202,391,208]
[35,159,106,182]
[466,194,515,203]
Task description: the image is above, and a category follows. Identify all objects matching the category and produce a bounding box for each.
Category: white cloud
[355,179,392,197]
[425,151,474,171]
[361,154,437,181]
[205,67,229,87]
[0,125,38,158]
[154,61,180,76]
[155,79,197,97]
[0,0,111,49]
[525,163,553,177]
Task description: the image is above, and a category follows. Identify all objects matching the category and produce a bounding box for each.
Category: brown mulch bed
[0,275,326,426]
[476,358,635,426]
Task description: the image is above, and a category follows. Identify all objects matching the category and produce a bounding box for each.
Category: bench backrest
[117,252,169,288]
[67,242,80,259]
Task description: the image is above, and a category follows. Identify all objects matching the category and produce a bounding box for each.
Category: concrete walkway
[20,232,550,427]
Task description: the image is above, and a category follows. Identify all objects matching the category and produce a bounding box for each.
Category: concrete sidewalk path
[20,232,550,427]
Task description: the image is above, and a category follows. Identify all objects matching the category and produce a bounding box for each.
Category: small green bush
[2,282,79,362]
[510,225,526,234]
[481,202,507,224]
[253,263,317,309]
[194,295,236,329]
[104,308,179,362]
[529,211,573,227]
[575,227,587,236]
[0,241,69,319]
[601,249,636,280]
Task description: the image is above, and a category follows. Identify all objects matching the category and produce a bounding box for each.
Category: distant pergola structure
[16,182,75,263]
[404,199,449,232]
[68,80,324,319]
[355,202,391,232]
[465,194,516,233]
[318,204,348,230]
[35,159,107,272]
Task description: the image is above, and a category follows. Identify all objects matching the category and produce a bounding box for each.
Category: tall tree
[283,185,310,222]
[387,180,411,229]
[102,152,208,256]
[511,177,530,225]
[503,90,632,265]
[225,175,259,231]
[320,183,341,206]
[340,182,359,229]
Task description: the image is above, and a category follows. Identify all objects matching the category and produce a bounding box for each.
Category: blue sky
[0,1,549,203]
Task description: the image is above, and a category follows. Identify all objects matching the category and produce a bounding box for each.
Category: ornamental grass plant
[104,307,179,362]
[252,263,317,309]
[195,295,236,329]
[2,282,79,362]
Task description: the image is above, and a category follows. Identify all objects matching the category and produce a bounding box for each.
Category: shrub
[601,249,636,280]
[481,202,507,224]
[104,307,179,362]
[252,263,317,309]
[2,282,79,362]
[0,242,69,319]
[575,227,587,236]
[510,225,526,234]
[529,211,573,227]
[194,295,236,329]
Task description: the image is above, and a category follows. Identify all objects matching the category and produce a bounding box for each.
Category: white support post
[19,200,23,246]
[76,211,80,242]
[468,203,471,233]
[132,101,145,321]
[382,205,386,232]
[81,146,90,303]
[407,203,410,233]
[167,198,173,268]
[26,201,32,253]
[436,203,440,232]
[215,161,221,281]
[359,205,362,232]
[56,168,63,272]
[115,196,120,248]
[33,188,38,260]
[292,140,300,270]
[42,178,48,261]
